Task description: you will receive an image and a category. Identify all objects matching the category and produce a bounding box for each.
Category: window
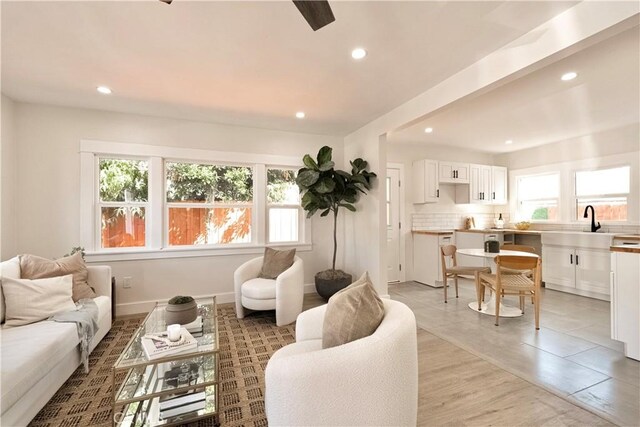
[575,166,630,221]
[516,173,560,221]
[166,162,254,246]
[98,158,148,248]
[267,168,301,243]
[82,141,310,257]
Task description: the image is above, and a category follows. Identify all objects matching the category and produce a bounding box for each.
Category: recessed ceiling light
[96,86,112,95]
[295,111,305,119]
[351,48,367,60]
[424,127,433,133]
[561,72,577,81]
[505,140,513,145]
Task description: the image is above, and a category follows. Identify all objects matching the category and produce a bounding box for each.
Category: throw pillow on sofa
[20,252,96,302]
[322,273,384,349]
[2,274,77,327]
[258,247,296,279]
[0,256,21,323]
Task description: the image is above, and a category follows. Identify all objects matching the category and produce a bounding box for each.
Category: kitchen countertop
[412,230,454,235]
[454,228,542,235]
[610,244,640,254]
[613,235,640,241]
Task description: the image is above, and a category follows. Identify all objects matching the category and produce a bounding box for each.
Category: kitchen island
[610,244,640,360]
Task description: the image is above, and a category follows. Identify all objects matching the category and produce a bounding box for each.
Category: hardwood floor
[390,280,640,426]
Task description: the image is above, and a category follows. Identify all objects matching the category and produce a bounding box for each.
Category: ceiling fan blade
[292,0,335,31]
[159,0,173,4]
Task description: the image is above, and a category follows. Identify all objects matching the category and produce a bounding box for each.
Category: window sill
[85,242,312,263]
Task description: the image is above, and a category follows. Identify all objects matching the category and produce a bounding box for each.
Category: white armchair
[264,299,418,426]
[234,256,304,326]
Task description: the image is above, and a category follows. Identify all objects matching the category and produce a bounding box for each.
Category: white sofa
[0,257,112,427]
[264,299,418,426]
[234,256,304,326]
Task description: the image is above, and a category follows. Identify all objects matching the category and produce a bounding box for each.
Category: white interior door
[387,168,401,283]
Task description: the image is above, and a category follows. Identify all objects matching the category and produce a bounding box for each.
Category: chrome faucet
[583,205,601,232]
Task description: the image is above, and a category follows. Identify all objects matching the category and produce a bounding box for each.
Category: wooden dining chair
[440,245,491,303]
[477,255,542,329]
[501,244,537,305]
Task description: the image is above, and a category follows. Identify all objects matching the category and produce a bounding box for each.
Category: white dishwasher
[412,231,454,287]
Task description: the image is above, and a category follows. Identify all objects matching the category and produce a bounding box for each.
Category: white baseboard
[116,283,318,317]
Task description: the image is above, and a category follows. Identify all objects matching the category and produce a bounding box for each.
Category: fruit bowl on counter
[514,221,531,230]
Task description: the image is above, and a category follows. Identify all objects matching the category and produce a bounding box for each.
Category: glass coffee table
[112,297,218,427]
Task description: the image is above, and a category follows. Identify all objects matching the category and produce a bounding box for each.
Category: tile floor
[389,280,640,426]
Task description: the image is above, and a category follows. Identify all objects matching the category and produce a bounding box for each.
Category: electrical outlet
[123,276,132,289]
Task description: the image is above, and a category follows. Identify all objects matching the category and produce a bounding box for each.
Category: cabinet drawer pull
[576,255,579,265]
[436,189,439,198]
[570,254,573,264]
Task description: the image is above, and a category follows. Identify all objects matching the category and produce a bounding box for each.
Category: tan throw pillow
[2,275,77,327]
[20,252,96,302]
[333,271,370,297]
[258,247,296,279]
[322,276,385,349]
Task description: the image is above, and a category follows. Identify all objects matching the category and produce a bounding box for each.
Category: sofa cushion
[258,247,296,279]
[322,276,384,349]
[242,278,276,300]
[2,275,77,327]
[0,319,79,414]
[0,257,21,323]
[20,252,97,302]
[0,294,111,414]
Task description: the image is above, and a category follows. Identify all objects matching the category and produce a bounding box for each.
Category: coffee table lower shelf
[114,384,217,427]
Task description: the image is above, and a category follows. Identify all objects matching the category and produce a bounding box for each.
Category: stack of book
[159,389,206,420]
[141,328,198,360]
[183,316,203,336]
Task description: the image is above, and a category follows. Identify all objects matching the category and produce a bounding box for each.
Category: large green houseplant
[296,146,376,300]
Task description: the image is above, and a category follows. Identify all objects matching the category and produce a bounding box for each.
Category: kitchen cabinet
[413,232,453,287]
[457,164,504,205]
[610,249,640,360]
[439,162,469,184]
[542,232,612,300]
[491,166,507,204]
[412,159,439,204]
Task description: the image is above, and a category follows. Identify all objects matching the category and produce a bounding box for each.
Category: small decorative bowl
[514,221,531,230]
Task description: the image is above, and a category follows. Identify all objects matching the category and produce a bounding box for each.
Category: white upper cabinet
[491,166,508,204]
[439,162,470,184]
[468,164,492,204]
[412,159,439,204]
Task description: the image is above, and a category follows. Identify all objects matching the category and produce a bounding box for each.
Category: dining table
[456,248,540,318]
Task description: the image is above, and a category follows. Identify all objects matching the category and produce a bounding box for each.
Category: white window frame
[164,160,256,248]
[80,140,311,262]
[95,155,151,250]
[572,164,631,223]
[266,166,305,244]
[515,172,561,222]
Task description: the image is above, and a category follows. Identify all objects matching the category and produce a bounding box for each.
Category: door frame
[387,163,406,283]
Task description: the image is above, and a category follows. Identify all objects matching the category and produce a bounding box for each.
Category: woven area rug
[29,303,296,427]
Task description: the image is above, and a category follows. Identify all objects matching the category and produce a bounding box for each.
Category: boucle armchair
[264,299,418,426]
[234,256,304,326]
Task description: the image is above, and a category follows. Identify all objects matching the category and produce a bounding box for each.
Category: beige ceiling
[388,24,640,153]
[1,1,577,136]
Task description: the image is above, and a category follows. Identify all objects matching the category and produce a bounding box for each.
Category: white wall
[502,123,640,228]
[496,123,640,170]
[1,95,18,260]
[386,142,504,281]
[343,131,387,296]
[12,101,343,314]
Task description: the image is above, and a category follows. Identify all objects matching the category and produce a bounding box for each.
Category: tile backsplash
[412,212,639,234]
[412,212,511,230]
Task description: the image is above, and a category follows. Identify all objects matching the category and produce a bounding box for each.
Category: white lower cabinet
[610,251,640,360]
[542,245,611,300]
[413,233,453,287]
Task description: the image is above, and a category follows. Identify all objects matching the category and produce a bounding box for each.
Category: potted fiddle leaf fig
[296,146,377,300]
